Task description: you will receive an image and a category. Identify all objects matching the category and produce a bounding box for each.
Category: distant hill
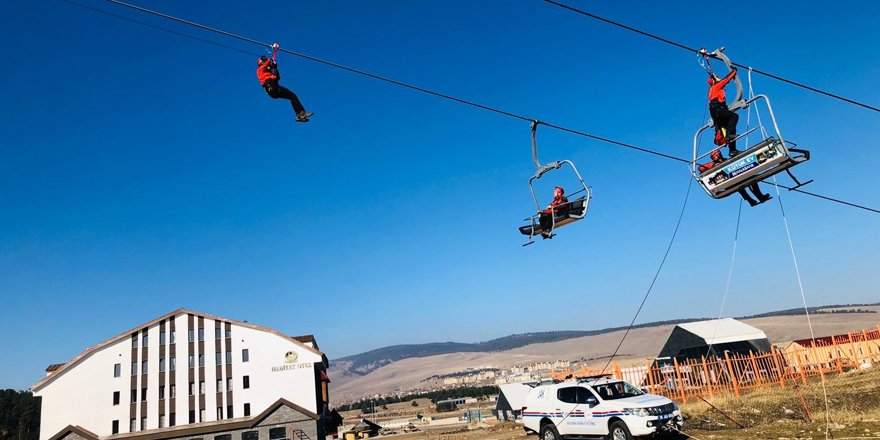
[334,319,701,376]
[332,302,880,376]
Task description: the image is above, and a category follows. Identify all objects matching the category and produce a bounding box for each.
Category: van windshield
[591,381,643,400]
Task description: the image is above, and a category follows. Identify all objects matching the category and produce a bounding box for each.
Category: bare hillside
[330,308,879,402]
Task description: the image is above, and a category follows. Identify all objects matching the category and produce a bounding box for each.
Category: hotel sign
[271,351,313,372]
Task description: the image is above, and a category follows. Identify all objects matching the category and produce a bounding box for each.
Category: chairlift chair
[518,121,592,246]
[692,48,812,199]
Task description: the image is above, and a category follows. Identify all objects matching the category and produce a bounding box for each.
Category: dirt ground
[376,366,880,439]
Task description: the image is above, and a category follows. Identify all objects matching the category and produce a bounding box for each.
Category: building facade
[32,309,330,440]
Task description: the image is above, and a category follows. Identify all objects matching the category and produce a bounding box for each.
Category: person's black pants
[710,101,739,150]
[263,81,305,115]
[739,183,769,205]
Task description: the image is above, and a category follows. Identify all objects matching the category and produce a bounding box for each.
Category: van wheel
[540,423,561,440]
[608,421,633,440]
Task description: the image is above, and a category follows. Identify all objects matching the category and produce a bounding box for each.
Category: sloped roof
[496,383,532,411]
[677,318,767,345]
[32,308,324,392]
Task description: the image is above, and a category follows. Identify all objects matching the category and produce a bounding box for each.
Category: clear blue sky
[1,0,878,390]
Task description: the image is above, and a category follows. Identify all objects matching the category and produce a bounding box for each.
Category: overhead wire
[542,0,880,114]
[70,0,880,215]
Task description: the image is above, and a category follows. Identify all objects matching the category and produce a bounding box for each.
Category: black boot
[739,189,758,207]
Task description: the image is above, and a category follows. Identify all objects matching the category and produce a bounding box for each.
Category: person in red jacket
[708,69,739,156]
[539,186,569,238]
[257,44,313,122]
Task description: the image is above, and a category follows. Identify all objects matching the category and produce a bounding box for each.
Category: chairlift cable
[542,0,880,114]
[704,199,742,359]
[770,176,832,440]
[76,0,880,215]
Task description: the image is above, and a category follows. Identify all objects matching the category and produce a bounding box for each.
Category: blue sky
[1,0,878,390]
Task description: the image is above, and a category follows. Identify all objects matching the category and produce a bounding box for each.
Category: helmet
[707,75,716,85]
[554,186,564,195]
[258,55,269,66]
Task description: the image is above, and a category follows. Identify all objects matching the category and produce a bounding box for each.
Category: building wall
[34,312,324,440]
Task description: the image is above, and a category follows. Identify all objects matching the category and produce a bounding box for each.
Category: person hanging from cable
[257,43,313,123]
[707,69,772,206]
[538,186,569,238]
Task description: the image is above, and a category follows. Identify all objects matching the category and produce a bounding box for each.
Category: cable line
[543,0,880,114]
[82,0,880,215]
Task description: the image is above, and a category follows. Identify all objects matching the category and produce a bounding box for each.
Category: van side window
[577,387,598,406]
[557,387,579,404]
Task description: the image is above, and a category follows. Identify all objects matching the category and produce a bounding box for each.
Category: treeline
[0,390,40,440]
[337,385,499,413]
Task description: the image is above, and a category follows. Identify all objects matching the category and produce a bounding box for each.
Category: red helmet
[554,186,564,195]
[707,75,716,85]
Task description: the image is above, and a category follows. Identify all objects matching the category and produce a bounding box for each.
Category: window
[169,413,176,427]
[198,328,204,341]
[215,352,222,365]
[189,382,194,396]
[188,355,194,368]
[199,409,205,423]
[188,410,195,424]
[170,384,176,399]
[160,332,166,346]
[188,329,194,342]
[215,328,221,340]
[242,431,258,440]
[159,414,165,429]
[216,379,223,392]
[159,385,165,400]
[142,334,148,348]
[198,354,204,367]
[243,375,250,389]
[131,390,137,403]
[170,330,176,344]
[243,403,251,417]
[131,362,137,376]
[140,417,146,430]
[226,405,233,419]
[130,418,136,433]
[226,351,232,364]
[269,428,286,439]
[216,407,223,419]
[159,358,166,372]
[141,360,148,374]
[141,388,147,402]
[113,391,120,405]
[114,363,121,377]
[225,329,231,339]
[132,335,138,348]
[557,386,597,406]
[226,377,232,390]
[170,357,176,371]
[112,420,119,435]
[199,381,205,395]
[241,349,249,363]
[215,435,231,440]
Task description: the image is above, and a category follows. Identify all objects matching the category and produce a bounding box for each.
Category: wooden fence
[551,325,880,403]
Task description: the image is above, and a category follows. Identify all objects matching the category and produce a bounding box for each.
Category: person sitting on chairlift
[707,69,772,207]
[538,186,569,238]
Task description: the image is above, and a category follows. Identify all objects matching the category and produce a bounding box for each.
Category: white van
[521,377,682,439]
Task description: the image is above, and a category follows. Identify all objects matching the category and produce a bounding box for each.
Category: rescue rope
[770,175,832,440]
[703,199,742,359]
[542,0,880,114]
[600,176,693,374]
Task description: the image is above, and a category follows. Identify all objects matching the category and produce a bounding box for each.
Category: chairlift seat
[518,196,589,237]
[698,137,809,199]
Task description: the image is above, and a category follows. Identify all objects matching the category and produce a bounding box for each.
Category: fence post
[673,357,687,403]
[613,362,623,380]
[700,355,713,398]
[748,351,762,386]
[645,360,656,395]
[770,347,785,389]
[848,331,857,363]
[724,351,740,397]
